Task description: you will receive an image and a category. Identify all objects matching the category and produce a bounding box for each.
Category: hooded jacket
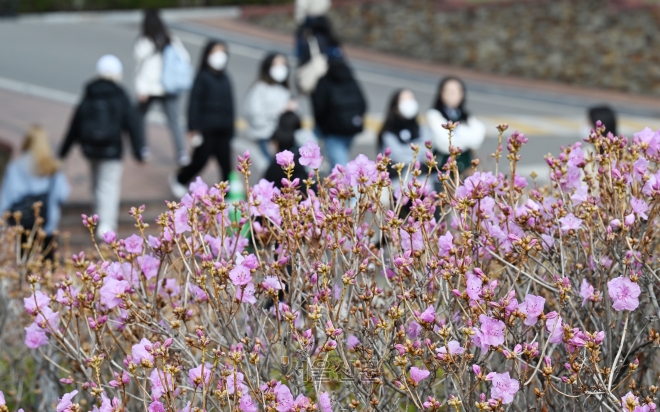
[311,61,366,136]
[60,78,144,161]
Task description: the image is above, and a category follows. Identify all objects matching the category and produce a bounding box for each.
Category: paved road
[1,11,659,183]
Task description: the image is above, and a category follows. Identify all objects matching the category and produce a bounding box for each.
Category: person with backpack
[134,9,192,166]
[311,58,366,168]
[244,53,295,161]
[168,40,235,199]
[0,126,69,258]
[59,54,144,238]
[263,111,311,189]
[426,76,486,175]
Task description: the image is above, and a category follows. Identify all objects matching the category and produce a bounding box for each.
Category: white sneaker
[177,152,191,167]
[168,173,188,199]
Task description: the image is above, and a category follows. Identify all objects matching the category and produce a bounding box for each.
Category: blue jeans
[319,133,354,168]
[257,140,271,161]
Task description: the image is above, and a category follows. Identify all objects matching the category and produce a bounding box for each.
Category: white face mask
[269,65,289,83]
[398,99,419,120]
[207,51,228,71]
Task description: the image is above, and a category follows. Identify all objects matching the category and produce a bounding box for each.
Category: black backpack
[79,97,121,147]
[8,177,55,229]
[327,80,366,135]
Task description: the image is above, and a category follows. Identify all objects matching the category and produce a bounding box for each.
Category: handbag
[9,176,55,229]
[295,36,328,94]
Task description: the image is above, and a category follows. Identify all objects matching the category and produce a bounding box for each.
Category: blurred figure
[427,76,486,175]
[378,89,430,176]
[134,9,192,166]
[295,0,331,24]
[60,55,144,237]
[244,53,294,160]
[1,126,69,257]
[263,111,310,189]
[169,40,235,199]
[296,16,341,68]
[588,105,617,136]
[311,58,366,168]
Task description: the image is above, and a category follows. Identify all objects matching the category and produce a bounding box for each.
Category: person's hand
[284,100,298,113]
[138,95,149,103]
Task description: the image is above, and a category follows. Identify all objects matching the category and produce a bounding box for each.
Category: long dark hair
[142,9,170,52]
[271,111,301,151]
[258,52,289,88]
[199,39,228,72]
[433,76,469,122]
[302,16,340,48]
[377,89,420,148]
[588,105,617,136]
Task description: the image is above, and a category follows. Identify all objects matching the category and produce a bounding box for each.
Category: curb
[9,6,240,24]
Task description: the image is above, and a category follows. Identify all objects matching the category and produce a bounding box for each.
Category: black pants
[177,131,232,185]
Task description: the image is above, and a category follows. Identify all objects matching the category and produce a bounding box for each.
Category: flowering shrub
[3,121,660,411]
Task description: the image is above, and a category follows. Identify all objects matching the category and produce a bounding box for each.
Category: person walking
[134,9,191,166]
[169,40,235,199]
[311,58,366,168]
[0,126,69,258]
[60,54,144,237]
[244,53,294,161]
[426,76,486,175]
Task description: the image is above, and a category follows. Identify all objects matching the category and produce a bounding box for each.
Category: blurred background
[1,0,660,249]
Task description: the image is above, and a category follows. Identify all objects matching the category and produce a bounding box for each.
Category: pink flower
[249,179,281,225]
[100,278,130,309]
[226,369,248,395]
[571,184,588,205]
[518,294,545,326]
[634,127,660,156]
[102,230,116,243]
[188,362,213,387]
[631,197,649,220]
[545,312,563,344]
[437,340,465,359]
[188,283,207,302]
[23,290,50,315]
[24,322,48,348]
[148,401,165,412]
[0,391,4,406]
[56,390,78,412]
[407,321,422,339]
[346,335,360,350]
[580,279,595,307]
[274,382,294,412]
[35,307,59,331]
[236,282,257,304]
[488,372,519,404]
[229,263,252,286]
[419,306,436,323]
[174,206,191,233]
[275,150,295,169]
[189,176,208,198]
[410,366,431,384]
[466,272,483,301]
[137,254,160,280]
[299,140,323,169]
[124,234,143,254]
[438,231,454,255]
[478,314,505,348]
[346,154,378,186]
[150,369,174,399]
[319,392,332,412]
[239,395,258,412]
[559,213,582,232]
[608,277,641,311]
[262,276,282,291]
[132,338,154,364]
[159,278,181,298]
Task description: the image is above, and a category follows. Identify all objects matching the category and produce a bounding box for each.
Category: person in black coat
[60,54,144,237]
[311,58,366,168]
[170,40,235,198]
[263,111,310,189]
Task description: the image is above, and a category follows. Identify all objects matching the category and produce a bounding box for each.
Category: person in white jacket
[426,76,486,175]
[295,0,331,23]
[134,9,190,166]
[243,53,294,161]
